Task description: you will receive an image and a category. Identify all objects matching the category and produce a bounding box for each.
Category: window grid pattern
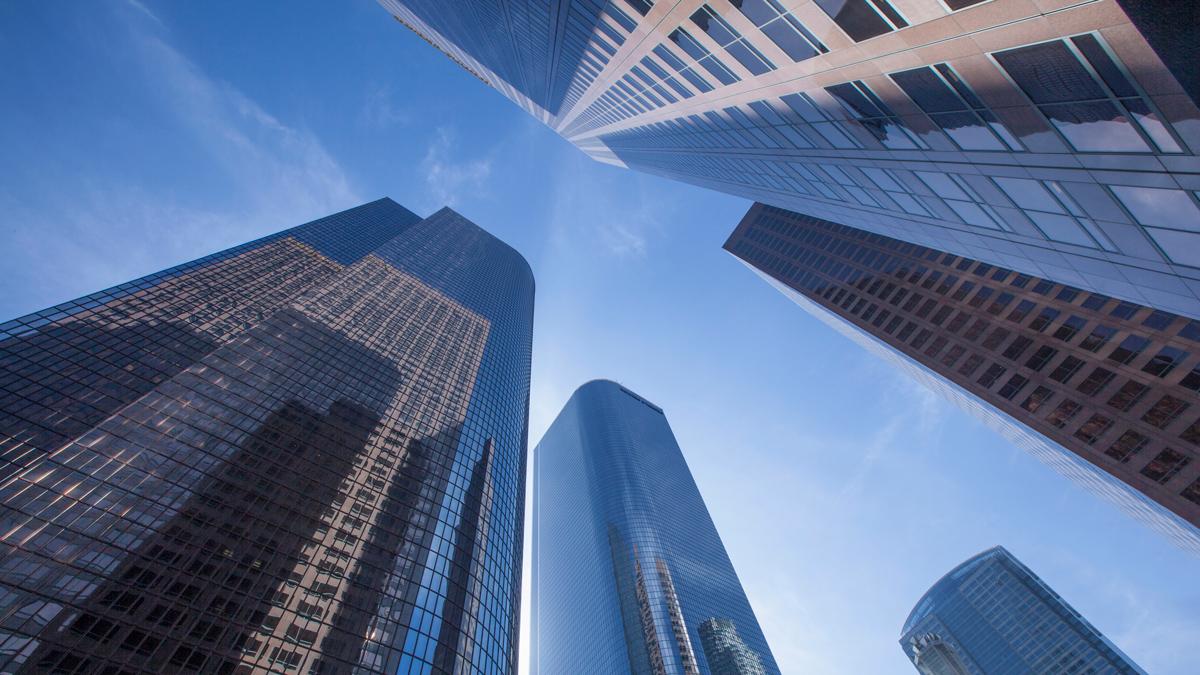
[0,201,534,675]
[726,203,1200,533]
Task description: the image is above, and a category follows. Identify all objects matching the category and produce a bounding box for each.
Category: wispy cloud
[0,2,362,319]
[419,126,492,209]
[360,82,410,130]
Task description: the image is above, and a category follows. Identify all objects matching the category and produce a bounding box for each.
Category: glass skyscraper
[0,198,533,674]
[900,546,1146,674]
[725,202,1200,553]
[532,379,778,675]
[379,0,1200,318]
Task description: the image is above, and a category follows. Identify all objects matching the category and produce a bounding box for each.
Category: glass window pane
[994,41,1107,104]
[933,112,1005,150]
[891,67,963,113]
[1109,186,1200,231]
[1029,211,1096,247]
[813,0,892,42]
[761,16,821,61]
[993,177,1060,212]
[1040,101,1150,152]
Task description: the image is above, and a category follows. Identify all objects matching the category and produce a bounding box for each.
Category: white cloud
[0,2,363,319]
[420,126,493,210]
[361,82,411,129]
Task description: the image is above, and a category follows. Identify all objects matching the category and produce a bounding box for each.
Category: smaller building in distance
[900,547,1146,675]
[533,379,779,674]
[724,203,1200,554]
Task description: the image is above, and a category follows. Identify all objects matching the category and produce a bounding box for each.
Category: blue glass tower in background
[533,379,778,674]
[0,199,532,674]
[901,547,1146,675]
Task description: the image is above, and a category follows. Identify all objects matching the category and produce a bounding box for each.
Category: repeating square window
[1182,478,1200,506]
[1108,335,1150,365]
[1139,448,1191,484]
[1073,414,1114,445]
[1104,430,1148,463]
[992,178,1115,250]
[1025,346,1057,372]
[1142,347,1189,378]
[1078,325,1115,353]
[1142,395,1190,429]
[1049,356,1085,383]
[1076,367,1116,396]
[1046,400,1082,428]
[690,6,776,76]
[891,64,1022,151]
[827,81,927,149]
[1020,386,1053,414]
[997,374,1029,400]
[917,172,1006,230]
[1106,380,1149,412]
[733,0,828,62]
[993,34,1182,154]
[813,0,906,42]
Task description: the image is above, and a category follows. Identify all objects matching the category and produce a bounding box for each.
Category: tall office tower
[532,379,778,675]
[380,0,1200,318]
[0,199,534,674]
[725,202,1200,552]
[900,546,1146,674]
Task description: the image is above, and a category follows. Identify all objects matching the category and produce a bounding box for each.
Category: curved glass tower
[900,546,1146,675]
[532,379,778,674]
[0,199,533,674]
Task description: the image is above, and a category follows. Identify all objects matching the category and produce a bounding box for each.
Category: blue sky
[1,2,1196,673]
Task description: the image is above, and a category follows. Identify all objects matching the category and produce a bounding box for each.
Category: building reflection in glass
[0,199,533,674]
[533,380,777,674]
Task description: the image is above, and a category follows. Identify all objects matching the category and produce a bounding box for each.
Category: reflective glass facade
[725,202,1200,553]
[532,380,778,674]
[0,199,533,674]
[900,547,1146,674]
[380,0,1200,318]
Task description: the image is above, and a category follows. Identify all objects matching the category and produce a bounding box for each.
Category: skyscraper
[532,379,778,675]
[725,202,1200,552]
[0,199,534,674]
[900,546,1146,674]
[379,0,1200,318]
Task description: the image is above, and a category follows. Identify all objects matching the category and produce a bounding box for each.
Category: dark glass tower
[0,198,533,674]
[900,546,1146,674]
[532,380,778,675]
[725,202,1200,554]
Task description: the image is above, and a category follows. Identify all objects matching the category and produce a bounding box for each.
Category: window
[1028,307,1060,332]
[1182,478,1200,506]
[826,80,927,149]
[1110,301,1139,320]
[1053,315,1087,342]
[667,29,740,85]
[1049,356,1085,383]
[1108,186,1200,267]
[623,0,653,16]
[1002,336,1033,360]
[1142,346,1189,378]
[861,167,933,216]
[1181,365,1200,392]
[652,44,714,93]
[733,0,828,62]
[997,374,1029,400]
[992,177,1115,249]
[1074,414,1113,445]
[1008,300,1036,323]
[1025,346,1057,372]
[1143,310,1176,330]
[1142,395,1190,429]
[943,0,989,8]
[1079,324,1115,352]
[1107,380,1149,412]
[891,64,1021,150]
[916,172,1005,230]
[813,0,907,42]
[1105,430,1148,462]
[1076,367,1115,396]
[993,34,1182,153]
[1020,386,1053,413]
[1046,400,1082,428]
[1108,334,1150,365]
[781,92,861,149]
[690,6,776,75]
[1140,448,1191,484]
[977,363,1006,387]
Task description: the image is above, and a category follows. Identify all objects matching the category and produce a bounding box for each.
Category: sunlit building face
[0,199,534,674]
[380,0,1200,317]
